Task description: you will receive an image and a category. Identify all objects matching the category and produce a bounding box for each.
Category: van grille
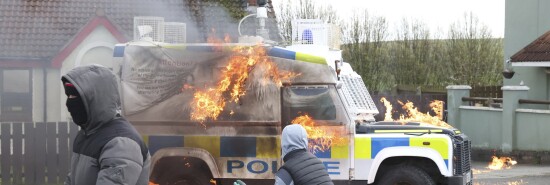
[453,137,471,175]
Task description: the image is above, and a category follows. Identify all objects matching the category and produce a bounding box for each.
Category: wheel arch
[150,147,221,178]
[367,146,451,183]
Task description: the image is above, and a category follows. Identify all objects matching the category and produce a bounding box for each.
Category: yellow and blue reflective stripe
[371,137,409,158]
[374,129,443,133]
[114,44,328,65]
[256,137,281,158]
[220,137,257,157]
[354,137,371,159]
[355,137,449,167]
[147,135,184,155]
[268,47,327,65]
[185,136,221,157]
[410,137,449,166]
[330,144,349,159]
[146,135,449,167]
[146,135,280,158]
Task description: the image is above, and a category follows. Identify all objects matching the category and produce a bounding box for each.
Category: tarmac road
[472,161,550,185]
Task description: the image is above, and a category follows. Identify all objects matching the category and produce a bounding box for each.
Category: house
[505,0,550,108]
[0,0,280,122]
[443,0,550,158]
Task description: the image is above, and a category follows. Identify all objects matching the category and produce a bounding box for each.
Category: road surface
[472,161,550,185]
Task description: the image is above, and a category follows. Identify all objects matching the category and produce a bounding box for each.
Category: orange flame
[380,98,453,128]
[190,33,298,123]
[224,34,231,43]
[472,168,490,175]
[207,29,231,52]
[430,100,444,120]
[487,156,517,170]
[148,182,159,185]
[210,179,218,185]
[380,97,393,121]
[506,180,525,185]
[291,114,347,153]
[474,180,526,185]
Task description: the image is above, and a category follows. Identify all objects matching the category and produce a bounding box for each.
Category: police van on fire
[113,16,472,185]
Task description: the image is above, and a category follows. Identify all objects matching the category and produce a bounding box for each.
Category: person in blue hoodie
[274,124,334,185]
[62,64,150,185]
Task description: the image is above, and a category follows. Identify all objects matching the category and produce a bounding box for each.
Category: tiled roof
[0,0,280,60]
[510,30,550,62]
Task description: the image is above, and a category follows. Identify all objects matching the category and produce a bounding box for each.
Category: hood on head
[281,124,308,158]
[61,64,121,135]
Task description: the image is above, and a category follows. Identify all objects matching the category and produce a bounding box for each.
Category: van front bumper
[447,170,472,185]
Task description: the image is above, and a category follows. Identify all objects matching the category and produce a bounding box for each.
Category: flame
[149,182,159,185]
[487,156,517,170]
[210,179,217,185]
[430,100,444,120]
[224,34,231,43]
[474,181,526,185]
[380,98,453,128]
[181,84,194,91]
[472,168,490,175]
[190,32,298,123]
[291,114,347,153]
[381,97,393,121]
[506,180,525,185]
[206,29,230,52]
[191,90,226,123]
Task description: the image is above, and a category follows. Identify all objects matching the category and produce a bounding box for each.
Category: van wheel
[162,173,212,185]
[151,156,214,185]
[376,165,435,185]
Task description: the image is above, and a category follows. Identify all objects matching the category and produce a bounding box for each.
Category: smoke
[113,0,251,42]
[3,0,261,58]
[122,0,275,43]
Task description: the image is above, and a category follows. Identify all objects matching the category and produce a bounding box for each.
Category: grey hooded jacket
[274,124,334,185]
[62,65,150,185]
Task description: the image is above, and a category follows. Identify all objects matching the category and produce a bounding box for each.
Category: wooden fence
[471,85,502,98]
[0,122,78,185]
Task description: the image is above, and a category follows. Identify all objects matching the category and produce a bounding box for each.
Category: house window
[1,69,32,122]
[3,70,30,93]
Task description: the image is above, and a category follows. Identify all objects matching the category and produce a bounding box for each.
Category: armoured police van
[113,41,473,185]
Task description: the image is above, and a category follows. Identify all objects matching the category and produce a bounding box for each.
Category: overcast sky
[273,0,505,38]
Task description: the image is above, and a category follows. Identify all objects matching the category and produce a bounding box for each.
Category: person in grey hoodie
[274,124,334,185]
[62,64,150,185]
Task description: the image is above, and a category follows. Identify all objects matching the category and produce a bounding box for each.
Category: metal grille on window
[164,22,186,44]
[133,16,164,42]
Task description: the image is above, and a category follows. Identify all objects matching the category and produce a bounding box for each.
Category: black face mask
[64,83,88,127]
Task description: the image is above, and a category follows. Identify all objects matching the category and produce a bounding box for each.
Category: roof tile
[511,30,550,62]
[0,0,280,60]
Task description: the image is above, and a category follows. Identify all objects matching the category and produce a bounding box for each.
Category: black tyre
[161,172,212,185]
[376,165,435,185]
[151,157,213,185]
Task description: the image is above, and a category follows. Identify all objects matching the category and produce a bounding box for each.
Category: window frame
[0,68,33,122]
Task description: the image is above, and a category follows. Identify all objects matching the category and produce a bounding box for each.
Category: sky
[274,0,505,38]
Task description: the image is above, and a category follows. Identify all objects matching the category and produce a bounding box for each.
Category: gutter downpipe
[43,64,47,122]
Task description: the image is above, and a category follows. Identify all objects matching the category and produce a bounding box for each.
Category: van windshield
[281,85,349,126]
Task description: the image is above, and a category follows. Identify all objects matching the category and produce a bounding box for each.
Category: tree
[446,12,503,86]
[275,3,503,93]
[341,10,394,92]
[341,11,503,93]
[391,19,437,88]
